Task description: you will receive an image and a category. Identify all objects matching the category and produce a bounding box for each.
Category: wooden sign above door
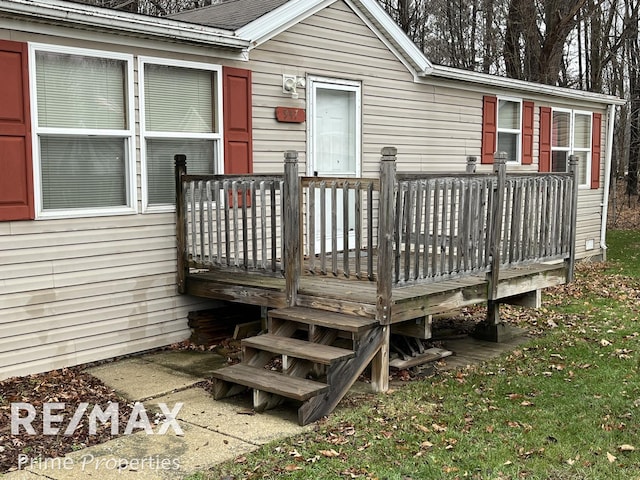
[275,106,305,123]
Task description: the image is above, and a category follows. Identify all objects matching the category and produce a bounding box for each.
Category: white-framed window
[29,44,136,218]
[496,97,522,164]
[138,57,223,211]
[551,108,592,186]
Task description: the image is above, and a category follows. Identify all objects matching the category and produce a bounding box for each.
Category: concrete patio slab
[155,387,312,446]
[141,350,228,378]
[2,470,42,479]
[18,422,255,480]
[87,358,204,401]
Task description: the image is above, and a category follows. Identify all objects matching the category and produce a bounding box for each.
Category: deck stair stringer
[210,306,383,425]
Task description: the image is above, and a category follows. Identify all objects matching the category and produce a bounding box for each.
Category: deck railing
[175,148,578,322]
[175,155,286,292]
[302,176,379,280]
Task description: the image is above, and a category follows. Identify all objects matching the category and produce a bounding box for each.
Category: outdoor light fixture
[282,74,305,98]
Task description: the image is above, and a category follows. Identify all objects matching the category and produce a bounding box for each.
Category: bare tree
[626,0,640,196]
[68,0,217,15]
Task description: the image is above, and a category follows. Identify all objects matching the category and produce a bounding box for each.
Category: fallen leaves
[618,444,636,452]
[319,449,340,458]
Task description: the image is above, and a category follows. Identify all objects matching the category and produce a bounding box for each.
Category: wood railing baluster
[355,181,362,279]
[343,181,350,277]
[413,181,423,280]
[367,182,374,280]
[320,181,326,275]
[308,181,316,274]
[260,181,267,270]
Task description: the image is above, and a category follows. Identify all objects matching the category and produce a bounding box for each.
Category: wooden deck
[185,262,566,322]
[174,148,580,410]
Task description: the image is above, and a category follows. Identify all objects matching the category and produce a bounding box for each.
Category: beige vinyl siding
[0,215,215,380]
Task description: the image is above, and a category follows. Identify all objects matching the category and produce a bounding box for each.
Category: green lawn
[190,230,640,480]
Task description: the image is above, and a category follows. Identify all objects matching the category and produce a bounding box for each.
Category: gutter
[601,103,617,260]
[423,65,627,106]
[0,0,249,50]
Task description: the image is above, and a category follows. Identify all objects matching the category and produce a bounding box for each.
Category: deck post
[372,147,396,394]
[284,151,301,307]
[376,147,397,325]
[466,156,478,173]
[175,154,188,294]
[488,152,507,303]
[566,155,579,283]
[474,152,509,341]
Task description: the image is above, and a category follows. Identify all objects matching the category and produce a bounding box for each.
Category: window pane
[498,100,520,130]
[553,111,570,147]
[574,114,591,149]
[552,151,567,173]
[144,64,214,133]
[36,52,126,129]
[573,151,589,185]
[497,132,518,162]
[40,137,127,209]
[147,138,215,205]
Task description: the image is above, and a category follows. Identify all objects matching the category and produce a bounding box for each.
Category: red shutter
[522,101,534,165]
[223,66,253,175]
[591,113,602,189]
[539,106,552,172]
[0,40,34,221]
[481,96,497,164]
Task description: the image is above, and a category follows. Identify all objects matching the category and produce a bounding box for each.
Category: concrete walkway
[4,350,313,480]
[3,334,528,480]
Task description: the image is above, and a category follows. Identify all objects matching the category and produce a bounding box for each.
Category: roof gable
[170,0,433,76]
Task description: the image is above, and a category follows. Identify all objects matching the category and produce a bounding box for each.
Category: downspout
[600,103,616,261]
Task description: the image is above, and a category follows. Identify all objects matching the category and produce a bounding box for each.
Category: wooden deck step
[242,334,355,365]
[211,363,328,401]
[269,307,377,333]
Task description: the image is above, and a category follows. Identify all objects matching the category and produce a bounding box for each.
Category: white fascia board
[347,0,432,75]
[0,0,249,50]
[424,64,626,106]
[237,0,336,48]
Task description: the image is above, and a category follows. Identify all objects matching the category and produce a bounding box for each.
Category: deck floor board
[185,261,566,321]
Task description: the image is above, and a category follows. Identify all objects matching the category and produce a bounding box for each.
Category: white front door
[308,78,361,253]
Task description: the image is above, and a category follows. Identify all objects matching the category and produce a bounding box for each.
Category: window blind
[36,52,126,130]
[40,137,127,209]
[144,64,214,133]
[147,138,215,205]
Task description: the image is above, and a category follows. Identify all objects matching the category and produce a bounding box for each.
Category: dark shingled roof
[169,0,291,30]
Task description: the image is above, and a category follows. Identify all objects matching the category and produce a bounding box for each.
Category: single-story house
[0,0,625,381]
